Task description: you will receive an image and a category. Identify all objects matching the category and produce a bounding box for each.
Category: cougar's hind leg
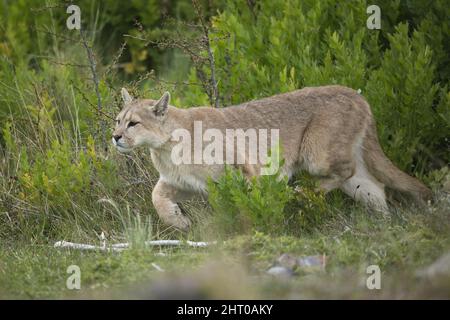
[340,141,388,213]
[300,130,355,193]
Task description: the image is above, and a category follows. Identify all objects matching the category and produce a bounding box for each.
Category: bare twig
[123,0,223,108]
[103,41,128,79]
[192,0,220,108]
[80,29,106,150]
[54,240,215,252]
[44,58,91,68]
[33,27,84,44]
[72,84,114,121]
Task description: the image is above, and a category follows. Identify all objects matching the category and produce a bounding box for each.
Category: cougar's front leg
[152,178,192,231]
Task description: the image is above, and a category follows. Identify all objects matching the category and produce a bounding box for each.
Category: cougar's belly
[151,150,210,193]
[163,167,208,193]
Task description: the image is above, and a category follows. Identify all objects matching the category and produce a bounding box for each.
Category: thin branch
[44,58,91,68]
[33,27,84,44]
[80,29,107,149]
[103,41,128,78]
[72,84,115,121]
[192,0,220,108]
[54,240,215,252]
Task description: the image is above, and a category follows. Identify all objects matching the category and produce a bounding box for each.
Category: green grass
[0,193,448,299]
[0,244,210,299]
[0,0,449,300]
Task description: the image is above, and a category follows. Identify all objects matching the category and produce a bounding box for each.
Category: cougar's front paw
[172,205,191,232]
[175,215,191,232]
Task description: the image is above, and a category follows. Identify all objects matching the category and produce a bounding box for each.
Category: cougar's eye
[127,121,139,128]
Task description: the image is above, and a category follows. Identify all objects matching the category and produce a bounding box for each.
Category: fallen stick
[54,240,214,252]
[112,240,213,248]
[151,263,165,272]
[54,241,122,252]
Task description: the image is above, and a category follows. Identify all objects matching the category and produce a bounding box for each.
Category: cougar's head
[112,88,171,153]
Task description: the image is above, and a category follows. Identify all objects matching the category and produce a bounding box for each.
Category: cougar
[112,86,431,231]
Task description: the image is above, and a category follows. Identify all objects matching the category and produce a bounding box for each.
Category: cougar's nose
[113,135,122,142]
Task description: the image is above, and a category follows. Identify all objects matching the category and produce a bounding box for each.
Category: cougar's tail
[363,121,432,205]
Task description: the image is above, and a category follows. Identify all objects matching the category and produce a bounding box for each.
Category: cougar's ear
[121,88,133,104]
[153,91,170,118]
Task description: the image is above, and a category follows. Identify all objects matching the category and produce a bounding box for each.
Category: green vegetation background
[0,0,448,298]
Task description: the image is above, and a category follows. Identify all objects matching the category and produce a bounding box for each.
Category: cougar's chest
[151,150,207,193]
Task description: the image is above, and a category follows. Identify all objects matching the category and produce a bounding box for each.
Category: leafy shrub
[290,172,330,233]
[3,121,118,211]
[191,0,449,175]
[207,166,294,235]
[0,0,448,242]
[201,0,448,236]
[365,23,449,174]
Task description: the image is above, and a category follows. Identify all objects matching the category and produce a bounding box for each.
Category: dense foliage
[0,0,449,300]
[0,0,448,239]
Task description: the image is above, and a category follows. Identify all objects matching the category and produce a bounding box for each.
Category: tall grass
[0,0,448,299]
[1,0,449,244]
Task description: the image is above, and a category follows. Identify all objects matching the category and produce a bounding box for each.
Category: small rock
[277,253,326,273]
[266,266,295,278]
[277,253,298,269]
[297,255,326,271]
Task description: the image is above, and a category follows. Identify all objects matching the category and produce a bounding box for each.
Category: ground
[1,193,448,299]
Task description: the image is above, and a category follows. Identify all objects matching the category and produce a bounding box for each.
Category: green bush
[365,23,449,174]
[3,116,119,216]
[290,172,330,233]
[207,167,342,236]
[192,0,449,175]
[0,0,448,241]
[207,166,294,235]
[201,0,448,235]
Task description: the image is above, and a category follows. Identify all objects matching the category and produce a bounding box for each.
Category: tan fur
[113,86,431,231]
